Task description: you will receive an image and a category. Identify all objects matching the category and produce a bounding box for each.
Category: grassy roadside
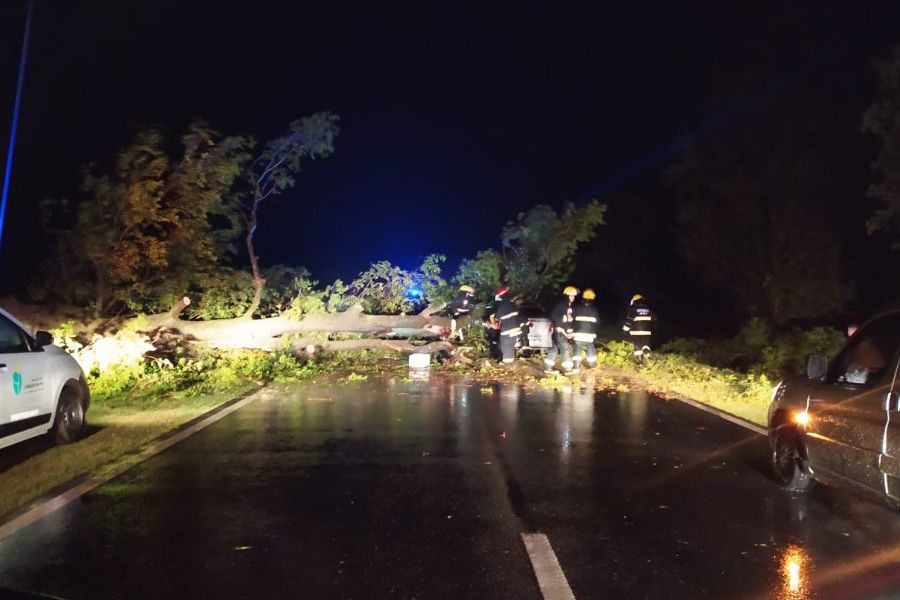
[0,349,405,521]
[590,341,774,426]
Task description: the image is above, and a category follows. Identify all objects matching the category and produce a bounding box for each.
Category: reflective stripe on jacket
[494,299,522,337]
[450,291,472,316]
[624,302,655,335]
[572,301,600,343]
[550,299,576,334]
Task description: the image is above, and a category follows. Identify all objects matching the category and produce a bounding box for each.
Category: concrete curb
[0,385,271,543]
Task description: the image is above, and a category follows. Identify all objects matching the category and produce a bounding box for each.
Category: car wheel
[772,426,811,491]
[53,386,85,445]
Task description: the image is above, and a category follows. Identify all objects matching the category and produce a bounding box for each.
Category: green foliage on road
[345,254,450,314]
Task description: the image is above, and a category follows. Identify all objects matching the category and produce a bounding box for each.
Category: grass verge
[592,341,774,426]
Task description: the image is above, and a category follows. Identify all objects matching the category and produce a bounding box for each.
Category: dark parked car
[768,304,900,503]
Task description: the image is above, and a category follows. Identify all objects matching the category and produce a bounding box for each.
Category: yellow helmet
[563,285,579,296]
[459,285,475,293]
[582,288,596,300]
[631,293,644,304]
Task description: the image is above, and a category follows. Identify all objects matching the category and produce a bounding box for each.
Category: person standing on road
[492,287,522,365]
[623,293,656,363]
[449,284,475,340]
[545,285,578,372]
[572,288,600,370]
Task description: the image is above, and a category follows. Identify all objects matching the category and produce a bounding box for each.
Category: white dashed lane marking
[522,533,577,600]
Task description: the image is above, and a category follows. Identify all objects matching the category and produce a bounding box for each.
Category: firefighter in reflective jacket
[449,285,475,340]
[623,294,656,362]
[545,285,579,371]
[492,287,521,365]
[572,288,600,369]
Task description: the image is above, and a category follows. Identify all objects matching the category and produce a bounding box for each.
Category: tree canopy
[501,200,606,299]
[40,121,249,315]
[669,106,851,324]
[863,44,900,248]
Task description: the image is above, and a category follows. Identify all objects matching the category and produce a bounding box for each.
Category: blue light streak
[0,1,34,248]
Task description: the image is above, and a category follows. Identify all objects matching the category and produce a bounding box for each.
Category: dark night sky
[0,1,898,318]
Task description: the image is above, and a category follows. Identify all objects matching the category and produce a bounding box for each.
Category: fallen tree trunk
[3,297,453,353]
[140,303,451,351]
[292,338,455,355]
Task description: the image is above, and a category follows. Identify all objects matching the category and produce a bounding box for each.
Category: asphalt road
[2,375,900,599]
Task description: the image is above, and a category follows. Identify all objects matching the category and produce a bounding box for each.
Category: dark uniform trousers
[495,300,521,364]
[546,300,576,369]
[572,303,599,367]
[623,303,655,358]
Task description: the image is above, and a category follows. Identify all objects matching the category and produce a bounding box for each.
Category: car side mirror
[806,354,827,380]
[34,330,53,348]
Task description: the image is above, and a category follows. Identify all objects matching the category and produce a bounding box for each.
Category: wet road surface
[2,376,900,599]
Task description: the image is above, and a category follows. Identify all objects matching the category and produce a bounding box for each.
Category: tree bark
[167,296,191,320]
[5,297,453,354]
[140,303,452,351]
[93,268,106,319]
[291,338,455,355]
[242,205,264,320]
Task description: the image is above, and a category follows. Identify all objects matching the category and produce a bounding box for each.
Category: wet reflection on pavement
[0,375,900,599]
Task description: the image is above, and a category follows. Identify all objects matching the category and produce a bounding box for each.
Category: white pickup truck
[0,308,88,451]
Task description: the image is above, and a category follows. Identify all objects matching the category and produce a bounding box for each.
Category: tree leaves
[500,200,606,299]
[863,44,900,247]
[44,121,250,314]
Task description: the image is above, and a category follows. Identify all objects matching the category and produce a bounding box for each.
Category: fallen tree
[144,302,451,351]
[4,297,453,353]
[2,296,454,353]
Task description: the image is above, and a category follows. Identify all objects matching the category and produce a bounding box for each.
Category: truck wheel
[53,385,85,445]
[772,426,811,492]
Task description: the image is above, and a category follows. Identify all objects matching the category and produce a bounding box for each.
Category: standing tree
[863,44,900,247]
[669,106,852,324]
[238,112,340,318]
[500,200,606,299]
[42,121,248,316]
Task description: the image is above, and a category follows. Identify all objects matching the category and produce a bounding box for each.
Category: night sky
[1,1,899,323]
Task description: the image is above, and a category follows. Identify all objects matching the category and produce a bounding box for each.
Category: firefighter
[492,287,522,365]
[572,288,600,369]
[449,284,475,340]
[545,285,579,372]
[623,293,656,363]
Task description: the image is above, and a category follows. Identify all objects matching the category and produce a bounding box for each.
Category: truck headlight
[793,411,810,427]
